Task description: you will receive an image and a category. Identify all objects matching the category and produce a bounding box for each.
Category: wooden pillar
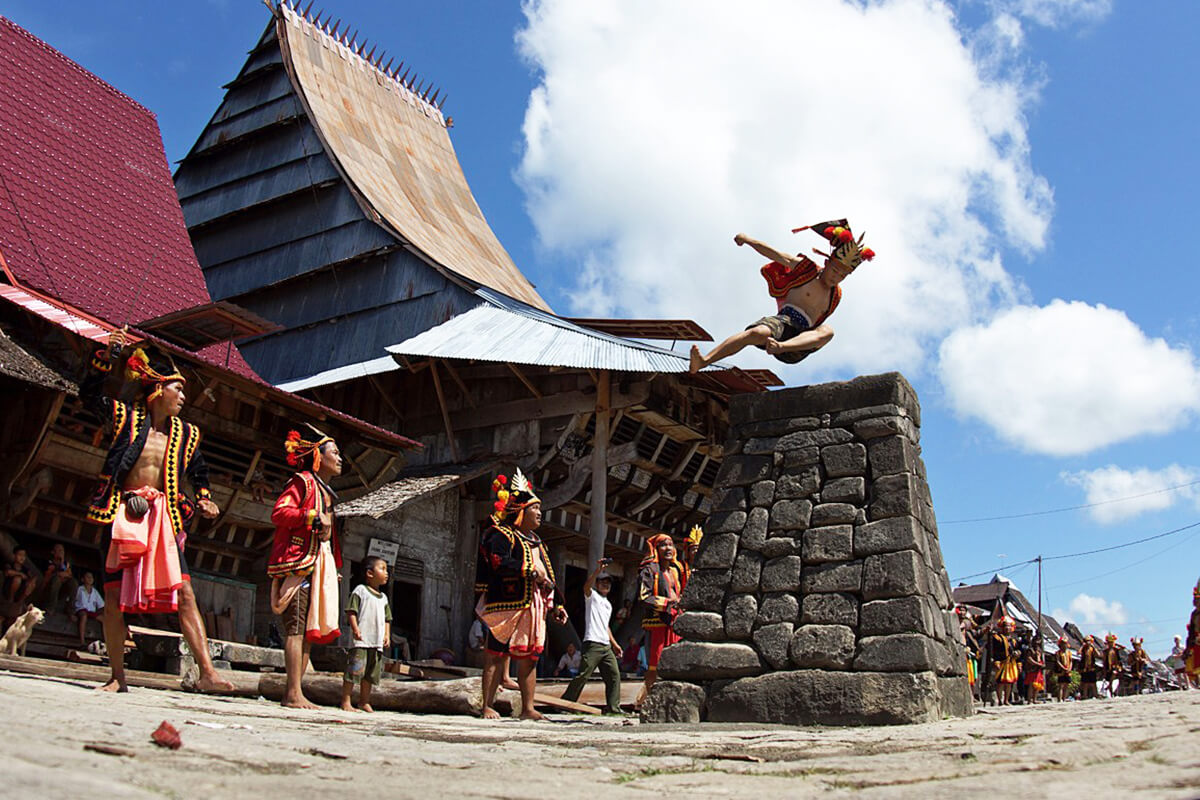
[589,370,610,569]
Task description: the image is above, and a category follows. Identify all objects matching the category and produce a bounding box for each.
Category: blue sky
[5,0,1198,655]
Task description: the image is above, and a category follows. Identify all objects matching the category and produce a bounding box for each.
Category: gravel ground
[2,670,1199,798]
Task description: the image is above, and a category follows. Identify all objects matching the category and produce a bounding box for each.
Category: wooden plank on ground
[0,653,180,691]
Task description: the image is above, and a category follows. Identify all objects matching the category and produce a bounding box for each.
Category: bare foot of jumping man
[689,345,705,374]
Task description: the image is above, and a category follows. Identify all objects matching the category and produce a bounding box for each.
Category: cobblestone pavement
[2,671,1199,798]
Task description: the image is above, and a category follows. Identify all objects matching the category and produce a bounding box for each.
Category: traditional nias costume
[1102,633,1122,693]
[82,346,209,614]
[1128,637,1150,691]
[751,220,874,364]
[989,618,1019,685]
[478,470,560,659]
[269,429,343,645]
[1078,636,1100,689]
[639,533,688,676]
[1185,580,1200,681]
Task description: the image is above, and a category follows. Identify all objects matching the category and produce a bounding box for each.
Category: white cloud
[1052,592,1127,629]
[515,0,1052,378]
[987,0,1113,29]
[938,300,1200,455]
[1062,464,1200,523]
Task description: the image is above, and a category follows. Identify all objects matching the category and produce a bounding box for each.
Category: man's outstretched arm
[734,232,802,267]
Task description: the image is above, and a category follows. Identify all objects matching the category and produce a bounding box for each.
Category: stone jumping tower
[643,373,972,725]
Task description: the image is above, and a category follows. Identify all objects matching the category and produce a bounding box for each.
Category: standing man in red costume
[636,533,689,706]
[477,470,568,720]
[82,331,233,694]
[689,220,874,372]
[268,427,344,709]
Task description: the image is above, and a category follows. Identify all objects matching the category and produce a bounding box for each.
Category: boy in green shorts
[340,556,391,712]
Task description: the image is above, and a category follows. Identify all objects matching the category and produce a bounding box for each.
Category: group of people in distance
[961,610,1183,706]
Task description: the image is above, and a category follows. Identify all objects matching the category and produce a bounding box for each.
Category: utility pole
[1036,555,1043,651]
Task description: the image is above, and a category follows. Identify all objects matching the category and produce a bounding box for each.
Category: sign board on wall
[367,538,400,566]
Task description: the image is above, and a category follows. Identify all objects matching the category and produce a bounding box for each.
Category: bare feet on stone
[282,695,320,710]
[520,709,548,722]
[193,672,235,693]
[96,678,128,693]
[339,701,362,713]
[480,706,501,720]
[501,678,519,690]
[360,704,374,713]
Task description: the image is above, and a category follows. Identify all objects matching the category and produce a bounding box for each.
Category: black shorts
[100,526,190,592]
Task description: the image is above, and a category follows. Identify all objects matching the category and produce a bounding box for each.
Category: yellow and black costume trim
[479,520,555,614]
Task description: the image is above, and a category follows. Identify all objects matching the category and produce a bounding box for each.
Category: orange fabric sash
[305,540,340,644]
[106,488,182,614]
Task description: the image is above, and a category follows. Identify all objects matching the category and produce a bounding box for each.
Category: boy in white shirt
[72,571,105,647]
[340,557,391,712]
[561,559,624,713]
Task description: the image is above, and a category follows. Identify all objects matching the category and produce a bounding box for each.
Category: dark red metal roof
[0,16,212,332]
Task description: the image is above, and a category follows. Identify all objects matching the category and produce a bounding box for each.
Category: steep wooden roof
[274,2,551,312]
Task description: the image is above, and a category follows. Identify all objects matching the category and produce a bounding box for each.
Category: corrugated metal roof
[339,460,497,519]
[278,355,398,393]
[386,288,723,373]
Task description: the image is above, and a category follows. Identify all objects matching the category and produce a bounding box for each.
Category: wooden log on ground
[0,653,181,691]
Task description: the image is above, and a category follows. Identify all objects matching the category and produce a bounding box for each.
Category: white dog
[0,606,45,656]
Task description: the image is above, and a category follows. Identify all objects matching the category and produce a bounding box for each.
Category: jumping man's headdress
[792,219,875,270]
[285,424,334,472]
[491,468,541,526]
[125,347,186,404]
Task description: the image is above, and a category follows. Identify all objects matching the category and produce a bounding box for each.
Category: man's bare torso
[123,428,168,491]
[781,273,834,325]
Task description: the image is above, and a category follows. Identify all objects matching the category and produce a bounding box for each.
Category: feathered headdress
[792,219,875,270]
[1193,577,1200,601]
[685,525,704,549]
[1105,633,1118,645]
[1130,636,1144,648]
[491,468,540,526]
[125,347,186,403]
[1057,636,1069,647]
[284,425,333,472]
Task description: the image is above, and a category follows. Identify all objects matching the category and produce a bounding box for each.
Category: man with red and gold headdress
[1185,580,1200,688]
[988,616,1019,706]
[689,220,875,372]
[1078,634,1101,699]
[1102,633,1122,697]
[477,469,567,720]
[1128,637,1150,694]
[636,531,690,705]
[1052,636,1074,702]
[81,330,232,694]
[268,426,344,709]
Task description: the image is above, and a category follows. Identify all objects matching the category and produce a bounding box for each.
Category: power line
[940,478,1200,524]
[950,519,1200,584]
[1048,528,1200,591]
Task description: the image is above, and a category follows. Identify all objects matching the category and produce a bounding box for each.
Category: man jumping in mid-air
[690,220,874,373]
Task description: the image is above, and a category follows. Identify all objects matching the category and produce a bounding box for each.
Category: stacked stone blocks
[644,373,972,726]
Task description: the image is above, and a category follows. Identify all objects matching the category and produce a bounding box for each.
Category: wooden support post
[589,370,610,569]
[430,360,460,462]
[441,360,476,408]
[507,363,543,399]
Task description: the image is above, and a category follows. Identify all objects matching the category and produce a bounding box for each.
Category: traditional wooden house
[173,1,778,659]
[0,15,419,648]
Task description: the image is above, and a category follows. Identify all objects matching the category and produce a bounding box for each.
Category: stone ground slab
[2,671,1200,798]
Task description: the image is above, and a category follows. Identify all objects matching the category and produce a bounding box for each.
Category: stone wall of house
[341,489,478,660]
[643,372,972,725]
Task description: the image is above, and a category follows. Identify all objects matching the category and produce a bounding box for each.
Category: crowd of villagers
[960,591,1200,707]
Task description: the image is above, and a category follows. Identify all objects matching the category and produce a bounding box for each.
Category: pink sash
[106,488,182,614]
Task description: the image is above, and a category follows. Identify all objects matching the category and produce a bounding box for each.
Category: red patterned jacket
[760,256,842,322]
[268,471,342,577]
